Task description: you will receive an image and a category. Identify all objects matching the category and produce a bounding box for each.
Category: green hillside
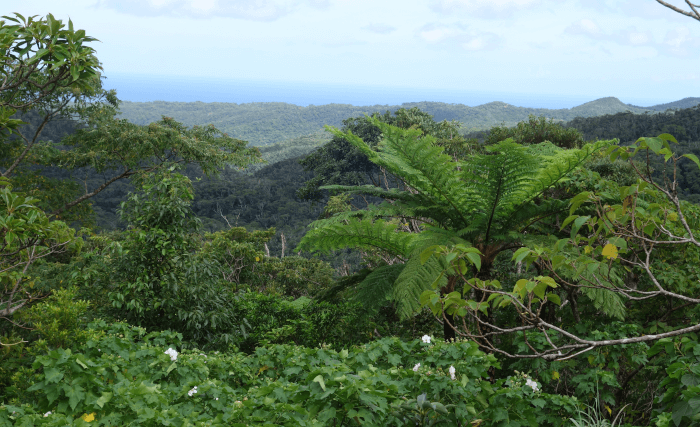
[628,96,700,112]
[116,96,659,147]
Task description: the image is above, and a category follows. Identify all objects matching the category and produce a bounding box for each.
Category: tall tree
[0,13,261,325]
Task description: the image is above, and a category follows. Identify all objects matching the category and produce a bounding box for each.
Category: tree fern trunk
[444,312,456,342]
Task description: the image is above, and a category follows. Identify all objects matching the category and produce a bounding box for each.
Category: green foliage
[0,13,102,110]
[260,256,335,298]
[483,114,585,148]
[650,336,700,427]
[201,226,334,297]
[17,288,90,349]
[114,97,663,148]
[108,172,246,349]
[297,107,467,201]
[0,178,77,319]
[299,116,612,321]
[0,321,581,426]
[234,292,374,352]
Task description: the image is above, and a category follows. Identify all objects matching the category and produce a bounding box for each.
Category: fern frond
[353,264,405,312]
[526,139,613,201]
[328,119,472,226]
[461,140,539,240]
[296,218,416,258]
[315,268,372,302]
[393,254,451,319]
[504,199,570,236]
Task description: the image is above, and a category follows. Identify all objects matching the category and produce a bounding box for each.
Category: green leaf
[560,214,579,231]
[571,215,590,239]
[658,133,679,144]
[312,374,326,391]
[526,281,537,293]
[546,293,561,306]
[683,153,700,170]
[65,383,85,410]
[95,392,112,408]
[512,247,530,264]
[465,252,481,271]
[44,368,64,384]
[645,137,663,154]
[533,282,547,299]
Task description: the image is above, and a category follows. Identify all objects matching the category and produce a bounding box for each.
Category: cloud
[417,23,501,51]
[429,0,543,19]
[565,15,700,57]
[565,18,604,39]
[624,29,653,46]
[662,26,700,57]
[96,0,313,20]
[362,23,396,34]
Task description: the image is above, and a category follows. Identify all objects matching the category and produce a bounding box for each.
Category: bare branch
[656,0,700,21]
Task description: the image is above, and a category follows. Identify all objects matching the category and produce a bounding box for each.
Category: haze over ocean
[103,73,666,110]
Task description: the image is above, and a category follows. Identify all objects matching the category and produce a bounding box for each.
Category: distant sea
[102,73,661,110]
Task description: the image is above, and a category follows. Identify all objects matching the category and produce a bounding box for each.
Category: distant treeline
[115,97,700,147]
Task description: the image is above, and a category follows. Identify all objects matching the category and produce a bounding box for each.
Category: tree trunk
[441,275,459,342]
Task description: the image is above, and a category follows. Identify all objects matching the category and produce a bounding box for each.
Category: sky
[10,0,700,108]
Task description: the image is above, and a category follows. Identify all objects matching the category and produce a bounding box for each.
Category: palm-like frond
[297,218,416,259]
[315,268,372,303]
[461,140,539,240]
[327,119,472,226]
[526,139,613,201]
[393,254,451,319]
[353,264,406,312]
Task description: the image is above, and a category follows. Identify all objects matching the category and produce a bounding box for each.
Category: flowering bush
[0,321,581,426]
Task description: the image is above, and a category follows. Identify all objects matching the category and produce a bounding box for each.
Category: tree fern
[298,118,618,329]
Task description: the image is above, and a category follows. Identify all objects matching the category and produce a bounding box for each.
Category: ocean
[101,73,652,110]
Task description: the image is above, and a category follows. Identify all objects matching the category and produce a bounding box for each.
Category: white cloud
[363,23,396,34]
[96,0,308,20]
[430,0,543,18]
[417,23,500,51]
[565,18,604,39]
[625,29,652,45]
[662,26,700,56]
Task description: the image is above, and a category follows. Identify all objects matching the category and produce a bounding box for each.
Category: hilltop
[116,96,699,148]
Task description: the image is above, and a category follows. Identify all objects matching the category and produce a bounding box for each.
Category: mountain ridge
[115,96,700,148]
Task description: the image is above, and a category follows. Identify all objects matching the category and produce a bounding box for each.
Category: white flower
[421,335,431,344]
[215,397,219,401]
[43,411,52,417]
[413,363,421,372]
[188,386,198,397]
[164,347,178,362]
[448,365,456,380]
[525,378,539,392]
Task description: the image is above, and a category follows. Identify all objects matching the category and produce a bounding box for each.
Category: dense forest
[5,10,700,427]
[115,96,700,147]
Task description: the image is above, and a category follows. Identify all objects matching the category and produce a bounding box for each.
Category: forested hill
[115,96,697,147]
[563,105,700,145]
[626,96,700,112]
